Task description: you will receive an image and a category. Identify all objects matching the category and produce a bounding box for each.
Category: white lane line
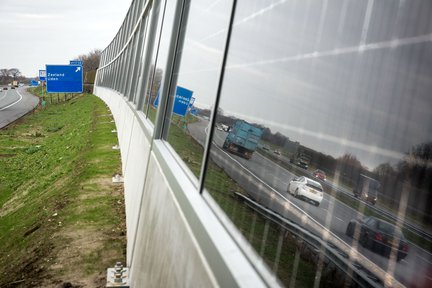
[0,90,23,111]
[214,142,325,228]
[416,253,432,265]
[335,216,344,222]
[0,90,8,101]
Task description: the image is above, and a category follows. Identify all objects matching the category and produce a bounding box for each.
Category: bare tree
[73,49,102,92]
[75,49,102,72]
[373,163,395,178]
[7,68,21,78]
[0,69,8,84]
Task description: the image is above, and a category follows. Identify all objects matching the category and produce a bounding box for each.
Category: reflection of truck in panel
[353,174,380,205]
[222,120,263,160]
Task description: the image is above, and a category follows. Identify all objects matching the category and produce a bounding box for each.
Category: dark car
[346,216,408,261]
[291,158,308,169]
[2,87,7,90]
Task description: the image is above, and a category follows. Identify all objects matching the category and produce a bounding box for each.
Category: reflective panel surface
[142,0,176,123]
[163,0,232,177]
[198,1,432,287]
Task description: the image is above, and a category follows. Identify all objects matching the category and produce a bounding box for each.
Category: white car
[288,176,324,206]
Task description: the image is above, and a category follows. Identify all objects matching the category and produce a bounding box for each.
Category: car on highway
[291,157,309,169]
[353,174,380,205]
[261,145,270,152]
[345,216,408,261]
[287,176,324,206]
[2,87,7,90]
[313,169,326,181]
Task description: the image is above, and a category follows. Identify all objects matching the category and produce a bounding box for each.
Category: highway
[0,87,39,129]
[188,118,432,287]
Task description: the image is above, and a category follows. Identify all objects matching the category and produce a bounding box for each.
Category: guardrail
[321,179,432,244]
[235,192,404,288]
[202,137,404,288]
[264,151,432,245]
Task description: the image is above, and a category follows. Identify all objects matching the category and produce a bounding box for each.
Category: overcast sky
[175,0,432,170]
[0,0,132,77]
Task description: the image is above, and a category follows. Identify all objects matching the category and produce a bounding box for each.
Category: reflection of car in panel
[290,153,310,169]
[353,174,380,205]
[346,216,408,261]
[313,169,326,181]
[296,159,308,169]
[261,146,270,151]
[287,176,324,206]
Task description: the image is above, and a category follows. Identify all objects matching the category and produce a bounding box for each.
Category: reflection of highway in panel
[188,118,432,287]
[0,87,39,129]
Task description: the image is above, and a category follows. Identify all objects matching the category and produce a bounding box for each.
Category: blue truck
[222,120,263,160]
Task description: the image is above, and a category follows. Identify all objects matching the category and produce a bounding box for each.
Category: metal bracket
[106,262,130,287]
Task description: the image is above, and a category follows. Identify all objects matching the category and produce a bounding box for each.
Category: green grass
[0,91,125,286]
[166,122,341,287]
[31,86,75,103]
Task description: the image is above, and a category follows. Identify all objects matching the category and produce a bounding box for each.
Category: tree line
[0,68,27,85]
[73,49,101,93]
[207,110,432,222]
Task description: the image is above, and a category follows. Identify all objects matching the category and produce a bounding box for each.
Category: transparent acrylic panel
[132,18,149,106]
[142,0,176,124]
[162,0,232,178]
[202,1,432,287]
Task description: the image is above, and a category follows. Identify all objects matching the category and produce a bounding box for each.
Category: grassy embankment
[0,89,125,287]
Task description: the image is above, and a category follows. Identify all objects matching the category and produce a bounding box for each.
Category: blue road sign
[173,87,193,116]
[39,70,46,81]
[46,65,83,93]
[30,80,39,86]
[190,107,198,116]
[70,60,83,66]
[153,91,160,107]
[153,86,194,117]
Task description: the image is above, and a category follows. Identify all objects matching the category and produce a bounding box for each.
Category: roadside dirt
[1,181,126,288]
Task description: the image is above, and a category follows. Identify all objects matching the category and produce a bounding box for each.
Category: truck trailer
[222,120,263,160]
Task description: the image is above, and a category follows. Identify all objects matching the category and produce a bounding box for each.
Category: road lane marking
[0,90,23,111]
[416,253,432,265]
[0,90,8,101]
[335,217,344,222]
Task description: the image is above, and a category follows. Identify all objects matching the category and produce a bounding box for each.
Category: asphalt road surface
[188,117,432,287]
[0,87,39,129]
